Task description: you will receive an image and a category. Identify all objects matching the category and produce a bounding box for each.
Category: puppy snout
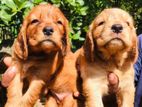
[111,24,123,34]
[43,27,54,36]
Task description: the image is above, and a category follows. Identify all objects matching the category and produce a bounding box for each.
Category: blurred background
[0,0,142,52]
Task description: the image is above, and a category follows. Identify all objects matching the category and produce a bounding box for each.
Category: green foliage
[0,0,142,50]
[0,0,40,24]
[0,0,47,27]
[0,0,46,44]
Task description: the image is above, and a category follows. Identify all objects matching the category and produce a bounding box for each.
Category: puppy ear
[13,19,28,60]
[128,27,138,63]
[61,19,71,56]
[83,23,94,62]
[132,37,138,63]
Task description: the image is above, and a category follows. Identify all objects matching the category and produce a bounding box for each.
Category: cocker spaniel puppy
[77,8,138,107]
[5,4,79,107]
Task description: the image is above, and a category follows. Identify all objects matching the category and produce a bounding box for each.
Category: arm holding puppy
[2,57,119,93]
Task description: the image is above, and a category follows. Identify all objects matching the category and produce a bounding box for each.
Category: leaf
[79,37,85,41]
[33,0,44,4]
[77,22,82,26]
[51,0,61,4]
[18,1,31,10]
[72,33,79,40]
[2,0,17,11]
[23,8,31,18]
[23,1,34,8]
[83,26,89,32]
[13,0,28,10]
[66,0,76,6]
[14,0,25,7]
[0,5,10,10]
[79,6,88,15]
[73,26,80,30]
[76,0,84,6]
[71,44,76,50]
[71,30,82,40]
[0,9,12,24]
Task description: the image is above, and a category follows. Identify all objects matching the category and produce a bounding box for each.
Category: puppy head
[84,8,137,62]
[14,4,70,60]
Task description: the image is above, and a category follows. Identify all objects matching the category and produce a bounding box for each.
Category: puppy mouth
[40,39,57,47]
[104,38,125,51]
[39,39,60,52]
[105,38,124,45]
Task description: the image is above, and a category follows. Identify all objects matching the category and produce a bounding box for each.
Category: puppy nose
[111,24,123,33]
[43,27,54,36]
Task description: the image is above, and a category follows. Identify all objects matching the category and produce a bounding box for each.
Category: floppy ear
[132,37,138,63]
[130,27,138,63]
[61,19,71,56]
[83,23,94,62]
[128,25,138,63]
[13,19,28,60]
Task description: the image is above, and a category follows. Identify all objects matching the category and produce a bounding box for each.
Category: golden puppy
[5,4,79,107]
[77,8,138,107]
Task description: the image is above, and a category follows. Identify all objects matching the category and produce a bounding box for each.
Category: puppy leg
[116,83,135,107]
[45,96,58,107]
[18,77,45,107]
[83,80,104,107]
[5,73,23,107]
[62,94,77,107]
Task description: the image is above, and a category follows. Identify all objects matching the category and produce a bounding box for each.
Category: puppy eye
[98,21,105,26]
[126,21,130,26]
[57,21,63,25]
[31,19,39,24]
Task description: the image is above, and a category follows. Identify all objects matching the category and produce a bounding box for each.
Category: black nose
[43,27,54,36]
[111,24,123,33]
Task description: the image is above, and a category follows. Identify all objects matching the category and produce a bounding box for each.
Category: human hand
[1,57,17,87]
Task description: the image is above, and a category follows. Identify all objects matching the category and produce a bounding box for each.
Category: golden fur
[5,4,79,107]
[77,8,138,107]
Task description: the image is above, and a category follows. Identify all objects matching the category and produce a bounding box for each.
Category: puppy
[77,8,138,107]
[5,4,79,107]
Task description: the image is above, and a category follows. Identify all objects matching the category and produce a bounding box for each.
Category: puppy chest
[22,61,53,79]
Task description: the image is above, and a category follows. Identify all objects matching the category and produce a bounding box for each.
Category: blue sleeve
[134,34,142,84]
[135,73,142,107]
[134,34,142,107]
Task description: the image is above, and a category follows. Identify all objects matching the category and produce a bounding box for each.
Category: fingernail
[108,73,117,85]
[108,73,113,80]
[3,57,12,67]
[74,92,80,97]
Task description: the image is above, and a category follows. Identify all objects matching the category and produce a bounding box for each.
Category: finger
[107,73,119,93]
[3,57,12,67]
[108,73,118,85]
[1,66,17,87]
[73,91,80,98]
